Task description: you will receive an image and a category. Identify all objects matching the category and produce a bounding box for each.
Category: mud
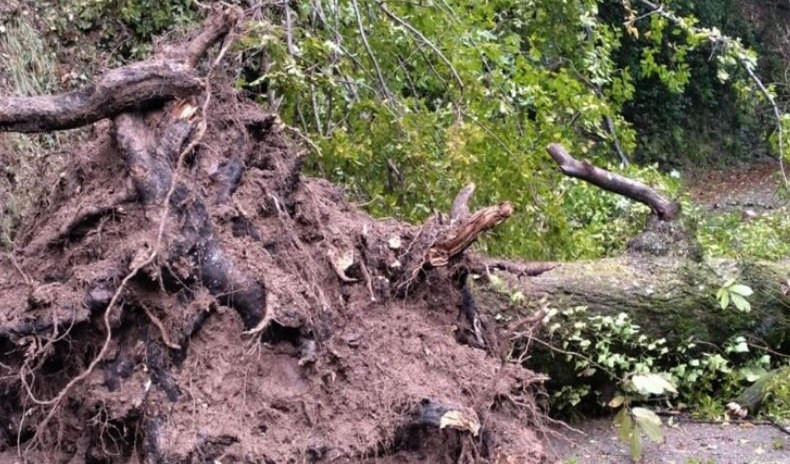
[0,82,547,463]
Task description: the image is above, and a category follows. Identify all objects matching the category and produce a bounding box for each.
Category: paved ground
[548,418,790,464]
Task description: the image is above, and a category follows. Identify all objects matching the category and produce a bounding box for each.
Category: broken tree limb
[173,7,241,69]
[412,399,481,436]
[470,257,559,277]
[547,143,680,221]
[450,182,475,224]
[0,62,202,133]
[427,202,514,269]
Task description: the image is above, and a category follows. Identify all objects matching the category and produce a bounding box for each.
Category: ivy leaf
[732,339,749,353]
[632,407,663,443]
[631,373,678,396]
[730,293,751,312]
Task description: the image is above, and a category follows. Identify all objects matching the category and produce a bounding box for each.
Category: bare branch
[350,0,392,101]
[547,143,680,221]
[450,182,475,223]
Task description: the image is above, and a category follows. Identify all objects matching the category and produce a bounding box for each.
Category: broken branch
[427,202,513,269]
[547,143,680,221]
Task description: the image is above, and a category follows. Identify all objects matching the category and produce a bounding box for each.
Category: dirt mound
[0,12,548,463]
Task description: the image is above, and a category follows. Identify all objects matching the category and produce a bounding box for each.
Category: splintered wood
[426,202,513,269]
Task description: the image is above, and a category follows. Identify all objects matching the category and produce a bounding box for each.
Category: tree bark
[512,257,789,347]
[547,143,681,221]
[0,62,202,132]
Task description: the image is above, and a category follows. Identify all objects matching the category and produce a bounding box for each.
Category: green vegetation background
[1,0,788,259]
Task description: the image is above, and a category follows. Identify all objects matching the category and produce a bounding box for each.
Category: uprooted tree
[0,8,787,464]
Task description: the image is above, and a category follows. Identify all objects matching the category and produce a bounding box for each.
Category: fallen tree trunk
[466,145,790,398]
[511,256,789,348]
[513,145,789,350]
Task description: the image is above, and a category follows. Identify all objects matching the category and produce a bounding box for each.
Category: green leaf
[629,430,643,461]
[733,340,749,353]
[608,395,625,409]
[730,293,751,312]
[729,284,753,297]
[718,290,730,310]
[632,407,663,443]
[631,373,678,396]
[614,407,633,443]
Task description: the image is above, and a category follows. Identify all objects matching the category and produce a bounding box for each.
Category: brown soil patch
[0,80,548,463]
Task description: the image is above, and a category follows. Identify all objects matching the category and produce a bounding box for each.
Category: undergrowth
[0,16,63,248]
[535,304,790,424]
[695,206,790,260]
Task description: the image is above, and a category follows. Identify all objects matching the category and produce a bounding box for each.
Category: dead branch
[473,257,559,277]
[412,399,481,436]
[178,7,241,69]
[450,182,475,224]
[426,202,513,269]
[547,143,680,221]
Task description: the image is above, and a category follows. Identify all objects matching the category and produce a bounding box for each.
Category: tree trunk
[512,256,790,348]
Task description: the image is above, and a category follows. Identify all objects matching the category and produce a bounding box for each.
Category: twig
[359,260,377,302]
[380,3,464,91]
[6,253,31,286]
[523,335,622,383]
[350,0,392,101]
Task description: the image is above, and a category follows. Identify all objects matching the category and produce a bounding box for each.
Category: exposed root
[142,305,182,350]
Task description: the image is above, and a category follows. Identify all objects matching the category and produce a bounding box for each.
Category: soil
[0,73,547,463]
[686,160,788,213]
[549,418,790,464]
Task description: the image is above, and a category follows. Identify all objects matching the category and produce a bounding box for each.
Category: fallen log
[486,256,790,347]
[461,146,790,399]
[727,366,790,418]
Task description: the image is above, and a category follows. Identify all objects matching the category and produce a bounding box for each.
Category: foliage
[42,0,198,60]
[614,405,664,462]
[763,368,790,427]
[231,0,790,261]
[3,0,786,260]
[541,305,786,423]
[715,278,753,312]
[695,207,790,260]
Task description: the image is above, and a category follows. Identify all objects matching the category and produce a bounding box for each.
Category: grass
[0,15,63,248]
